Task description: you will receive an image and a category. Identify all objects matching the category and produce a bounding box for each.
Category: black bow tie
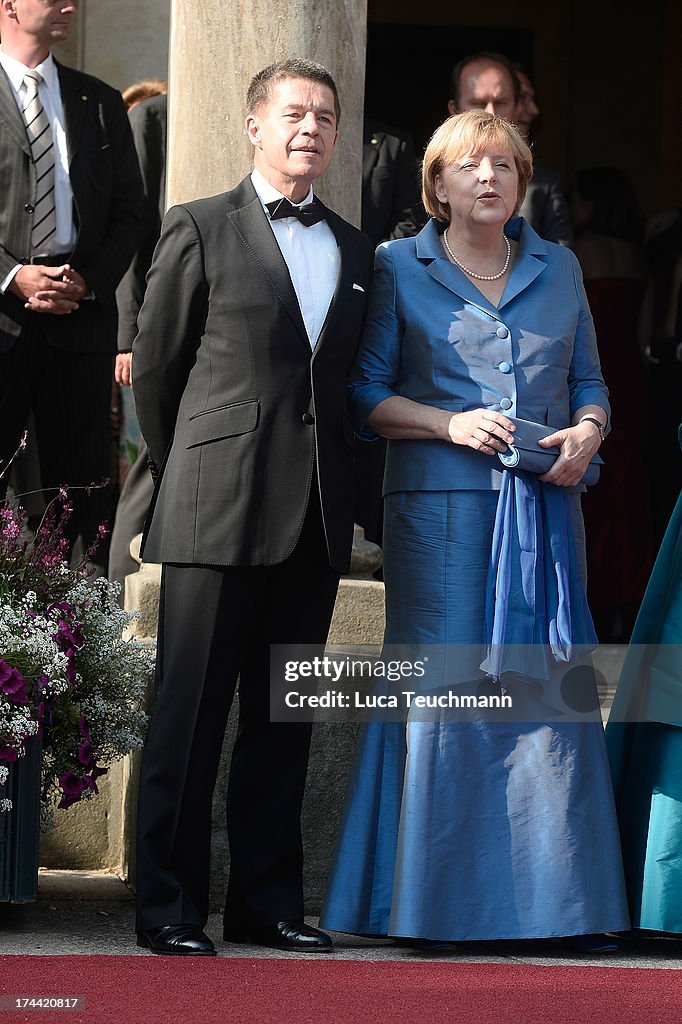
[265,197,326,227]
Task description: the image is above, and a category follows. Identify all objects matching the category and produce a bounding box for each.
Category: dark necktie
[266,197,326,227]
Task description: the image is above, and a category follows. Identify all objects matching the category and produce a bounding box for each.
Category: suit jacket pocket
[185,400,259,449]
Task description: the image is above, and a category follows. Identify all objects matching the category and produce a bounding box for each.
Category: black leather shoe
[223,919,333,951]
[137,924,216,956]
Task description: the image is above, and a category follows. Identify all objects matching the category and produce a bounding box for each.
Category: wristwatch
[579,415,606,442]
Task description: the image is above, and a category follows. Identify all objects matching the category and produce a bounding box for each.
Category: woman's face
[435,143,519,229]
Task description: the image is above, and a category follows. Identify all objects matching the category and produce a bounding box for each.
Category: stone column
[167,0,367,225]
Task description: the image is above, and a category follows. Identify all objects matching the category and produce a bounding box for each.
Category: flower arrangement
[0,439,154,816]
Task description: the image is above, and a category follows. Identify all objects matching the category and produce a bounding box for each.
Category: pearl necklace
[442,231,511,281]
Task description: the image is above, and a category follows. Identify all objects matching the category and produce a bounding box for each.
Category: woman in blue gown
[320,111,630,945]
[606,424,682,933]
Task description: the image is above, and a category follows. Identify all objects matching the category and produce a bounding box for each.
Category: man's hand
[115,352,133,387]
[10,263,88,315]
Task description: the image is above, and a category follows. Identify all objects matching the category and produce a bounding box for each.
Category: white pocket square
[352,283,365,292]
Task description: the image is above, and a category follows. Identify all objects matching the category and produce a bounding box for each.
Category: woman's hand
[447,409,516,455]
[537,421,602,486]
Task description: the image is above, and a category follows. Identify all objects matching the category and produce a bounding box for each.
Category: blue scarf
[480,471,598,683]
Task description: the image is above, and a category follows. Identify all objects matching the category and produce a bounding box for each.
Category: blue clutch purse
[497,416,603,486]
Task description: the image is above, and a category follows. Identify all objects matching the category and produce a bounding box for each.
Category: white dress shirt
[0,47,76,291]
[251,168,339,349]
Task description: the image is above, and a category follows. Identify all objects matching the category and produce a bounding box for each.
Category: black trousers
[135,490,340,932]
[0,318,112,566]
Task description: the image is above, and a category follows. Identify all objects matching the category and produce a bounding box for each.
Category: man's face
[246,76,338,202]
[449,60,517,121]
[515,71,539,139]
[1,0,77,46]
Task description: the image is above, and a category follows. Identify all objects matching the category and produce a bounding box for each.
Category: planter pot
[0,737,41,902]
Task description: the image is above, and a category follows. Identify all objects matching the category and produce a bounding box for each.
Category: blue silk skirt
[320,490,630,941]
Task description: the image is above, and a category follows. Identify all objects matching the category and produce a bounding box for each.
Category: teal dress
[605,424,682,932]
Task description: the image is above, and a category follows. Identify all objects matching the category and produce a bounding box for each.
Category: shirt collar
[0,46,58,93]
[251,168,314,211]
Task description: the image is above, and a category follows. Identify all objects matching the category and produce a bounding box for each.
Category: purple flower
[56,616,84,651]
[57,770,86,809]
[77,737,93,767]
[0,744,20,762]
[0,659,29,704]
[57,764,107,808]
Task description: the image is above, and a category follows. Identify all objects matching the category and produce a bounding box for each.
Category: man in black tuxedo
[133,58,373,957]
[0,0,146,560]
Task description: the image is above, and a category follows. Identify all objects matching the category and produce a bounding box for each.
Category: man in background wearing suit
[107,90,167,599]
[0,0,146,564]
[133,58,373,957]
[361,117,420,249]
[448,51,573,247]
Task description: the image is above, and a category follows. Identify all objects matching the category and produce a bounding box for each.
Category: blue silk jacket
[348,216,609,493]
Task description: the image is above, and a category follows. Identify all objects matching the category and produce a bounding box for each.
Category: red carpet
[0,957,681,1024]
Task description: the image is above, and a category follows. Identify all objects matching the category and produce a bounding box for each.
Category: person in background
[0,0,146,570]
[606,421,682,936]
[447,52,573,247]
[510,61,574,248]
[638,209,682,547]
[321,110,629,951]
[512,62,540,139]
[122,77,168,111]
[571,166,654,641]
[107,82,167,602]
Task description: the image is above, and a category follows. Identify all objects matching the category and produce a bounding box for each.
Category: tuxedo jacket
[132,176,374,573]
[0,60,147,353]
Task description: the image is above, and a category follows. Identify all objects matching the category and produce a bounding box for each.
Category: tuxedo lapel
[56,64,89,166]
[0,67,31,156]
[226,181,309,346]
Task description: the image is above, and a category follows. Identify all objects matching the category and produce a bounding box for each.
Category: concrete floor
[1,870,681,970]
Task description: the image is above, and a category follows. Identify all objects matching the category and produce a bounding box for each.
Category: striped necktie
[22,70,57,252]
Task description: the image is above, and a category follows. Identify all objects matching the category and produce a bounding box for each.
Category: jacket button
[496,325,509,339]
[24,204,34,214]
[498,361,512,373]
[301,412,315,425]
[500,397,513,410]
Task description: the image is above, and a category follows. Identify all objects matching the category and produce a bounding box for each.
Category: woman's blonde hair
[421,110,533,222]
